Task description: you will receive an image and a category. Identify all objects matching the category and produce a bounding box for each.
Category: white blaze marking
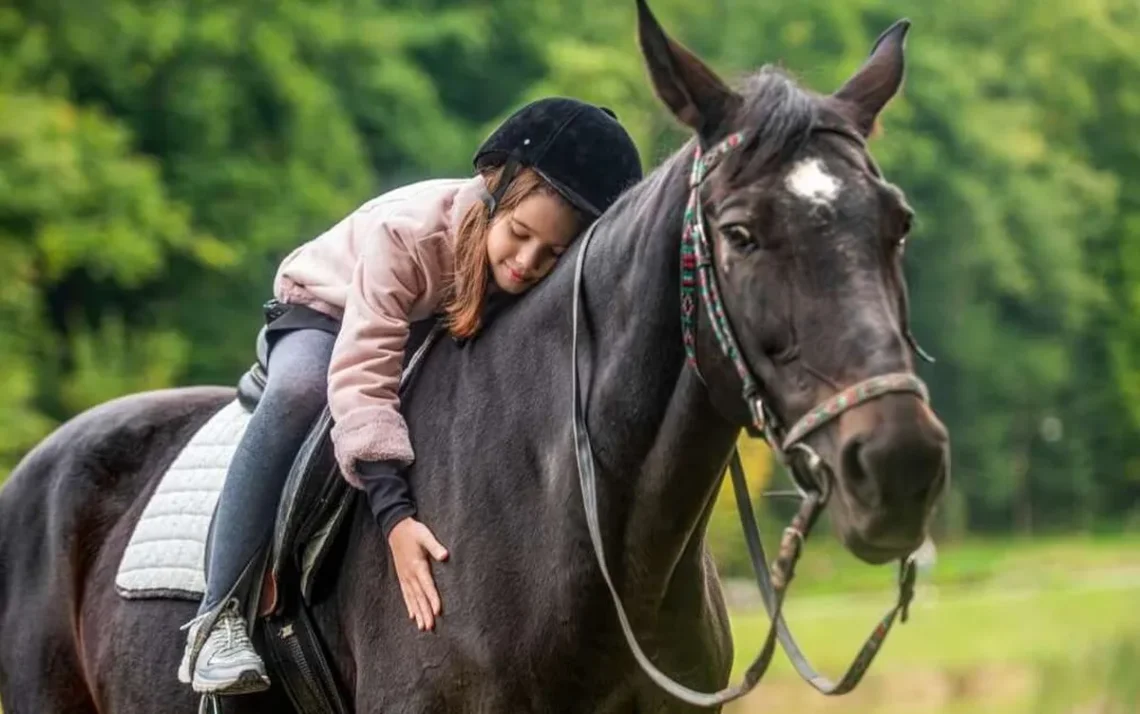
[785,158,841,205]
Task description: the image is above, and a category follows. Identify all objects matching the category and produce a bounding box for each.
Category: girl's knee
[263,330,335,410]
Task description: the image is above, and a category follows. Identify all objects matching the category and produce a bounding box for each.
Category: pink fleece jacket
[273,176,486,487]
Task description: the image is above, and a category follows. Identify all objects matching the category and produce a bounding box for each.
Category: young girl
[178,97,643,695]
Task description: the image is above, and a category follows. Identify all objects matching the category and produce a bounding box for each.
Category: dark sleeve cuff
[378,504,418,540]
[356,459,417,539]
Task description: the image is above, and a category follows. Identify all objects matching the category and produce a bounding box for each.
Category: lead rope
[574,223,794,707]
[729,450,918,695]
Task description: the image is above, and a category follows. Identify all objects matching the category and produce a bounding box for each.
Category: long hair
[443,166,572,339]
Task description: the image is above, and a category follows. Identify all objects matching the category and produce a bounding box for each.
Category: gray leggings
[199,328,337,615]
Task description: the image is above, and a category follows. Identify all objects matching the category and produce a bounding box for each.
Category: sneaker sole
[192,669,271,695]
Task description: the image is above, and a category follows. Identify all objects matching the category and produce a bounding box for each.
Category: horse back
[0,386,231,712]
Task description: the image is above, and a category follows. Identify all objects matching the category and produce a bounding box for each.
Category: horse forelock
[723,66,820,182]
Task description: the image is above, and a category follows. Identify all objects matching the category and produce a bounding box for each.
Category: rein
[571,128,930,706]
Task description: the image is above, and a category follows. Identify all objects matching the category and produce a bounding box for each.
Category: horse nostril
[841,437,870,488]
[843,435,866,481]
[857,425,946,502]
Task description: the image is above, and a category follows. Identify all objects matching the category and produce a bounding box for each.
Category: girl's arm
[326,209,424,485]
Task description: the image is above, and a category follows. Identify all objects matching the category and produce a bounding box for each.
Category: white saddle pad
[115,399,252,600]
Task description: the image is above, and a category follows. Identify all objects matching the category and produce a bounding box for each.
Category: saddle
[228,318,443,714]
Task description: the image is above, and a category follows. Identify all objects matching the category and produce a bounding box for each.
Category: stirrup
[198,694,222,714]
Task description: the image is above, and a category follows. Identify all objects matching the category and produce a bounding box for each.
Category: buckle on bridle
[750,396,766,432]
[785,442,830,502]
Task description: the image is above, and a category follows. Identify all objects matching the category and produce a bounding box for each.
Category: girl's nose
[520,245,542,272]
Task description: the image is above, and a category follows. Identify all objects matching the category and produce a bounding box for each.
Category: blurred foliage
[1,0,1138,535]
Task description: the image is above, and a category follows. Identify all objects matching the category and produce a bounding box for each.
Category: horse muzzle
[832,392,949,563]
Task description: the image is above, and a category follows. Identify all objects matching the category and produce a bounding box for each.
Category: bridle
[571,125,933,706]
[678,127,930,492]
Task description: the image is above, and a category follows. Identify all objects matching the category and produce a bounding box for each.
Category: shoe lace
[180,600,254,657]
[215,608,255,655]
[179,610,209,634]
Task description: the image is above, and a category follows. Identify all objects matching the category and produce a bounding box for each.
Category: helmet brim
[533,167,602,218]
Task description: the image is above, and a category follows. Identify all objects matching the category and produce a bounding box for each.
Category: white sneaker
[178,600,269,694]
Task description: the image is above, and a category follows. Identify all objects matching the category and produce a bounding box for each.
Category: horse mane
[725,65,820,180]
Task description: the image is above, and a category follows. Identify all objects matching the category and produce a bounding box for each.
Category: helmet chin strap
[483,155,522,215]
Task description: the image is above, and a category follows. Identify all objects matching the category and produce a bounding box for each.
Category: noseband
[571,126,932,707]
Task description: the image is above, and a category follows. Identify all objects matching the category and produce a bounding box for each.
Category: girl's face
[486,192,580,294]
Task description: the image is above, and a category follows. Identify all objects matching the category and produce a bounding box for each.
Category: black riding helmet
[473,97,643,219]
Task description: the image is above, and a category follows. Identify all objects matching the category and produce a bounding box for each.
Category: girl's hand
[387,517,449,631]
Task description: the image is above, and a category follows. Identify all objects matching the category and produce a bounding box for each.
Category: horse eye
[720,224,754,251]
[893,212,913,254]
[900,212,914,236]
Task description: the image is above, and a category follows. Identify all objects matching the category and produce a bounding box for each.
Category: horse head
[637,0,950,565]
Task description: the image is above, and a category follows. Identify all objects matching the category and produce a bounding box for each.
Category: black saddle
[228,318,444,714]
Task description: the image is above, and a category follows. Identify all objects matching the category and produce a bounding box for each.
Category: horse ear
[833,19,911,136]
[635,0,739,136]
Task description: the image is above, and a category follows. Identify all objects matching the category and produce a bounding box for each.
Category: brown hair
[443,166,574,339]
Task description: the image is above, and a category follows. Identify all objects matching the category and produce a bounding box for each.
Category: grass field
[721,535,1140,714]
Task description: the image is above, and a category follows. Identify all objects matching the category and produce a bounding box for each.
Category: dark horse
[0,3,948,712]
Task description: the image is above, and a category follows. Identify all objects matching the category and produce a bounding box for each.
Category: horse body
[0,387,293,713]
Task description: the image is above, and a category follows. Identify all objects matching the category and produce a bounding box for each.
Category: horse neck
[581,147,741,598]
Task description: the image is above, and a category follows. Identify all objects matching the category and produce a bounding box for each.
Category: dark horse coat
[0,3,949,712]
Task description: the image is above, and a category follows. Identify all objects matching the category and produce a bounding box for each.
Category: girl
[178,97,643,695]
